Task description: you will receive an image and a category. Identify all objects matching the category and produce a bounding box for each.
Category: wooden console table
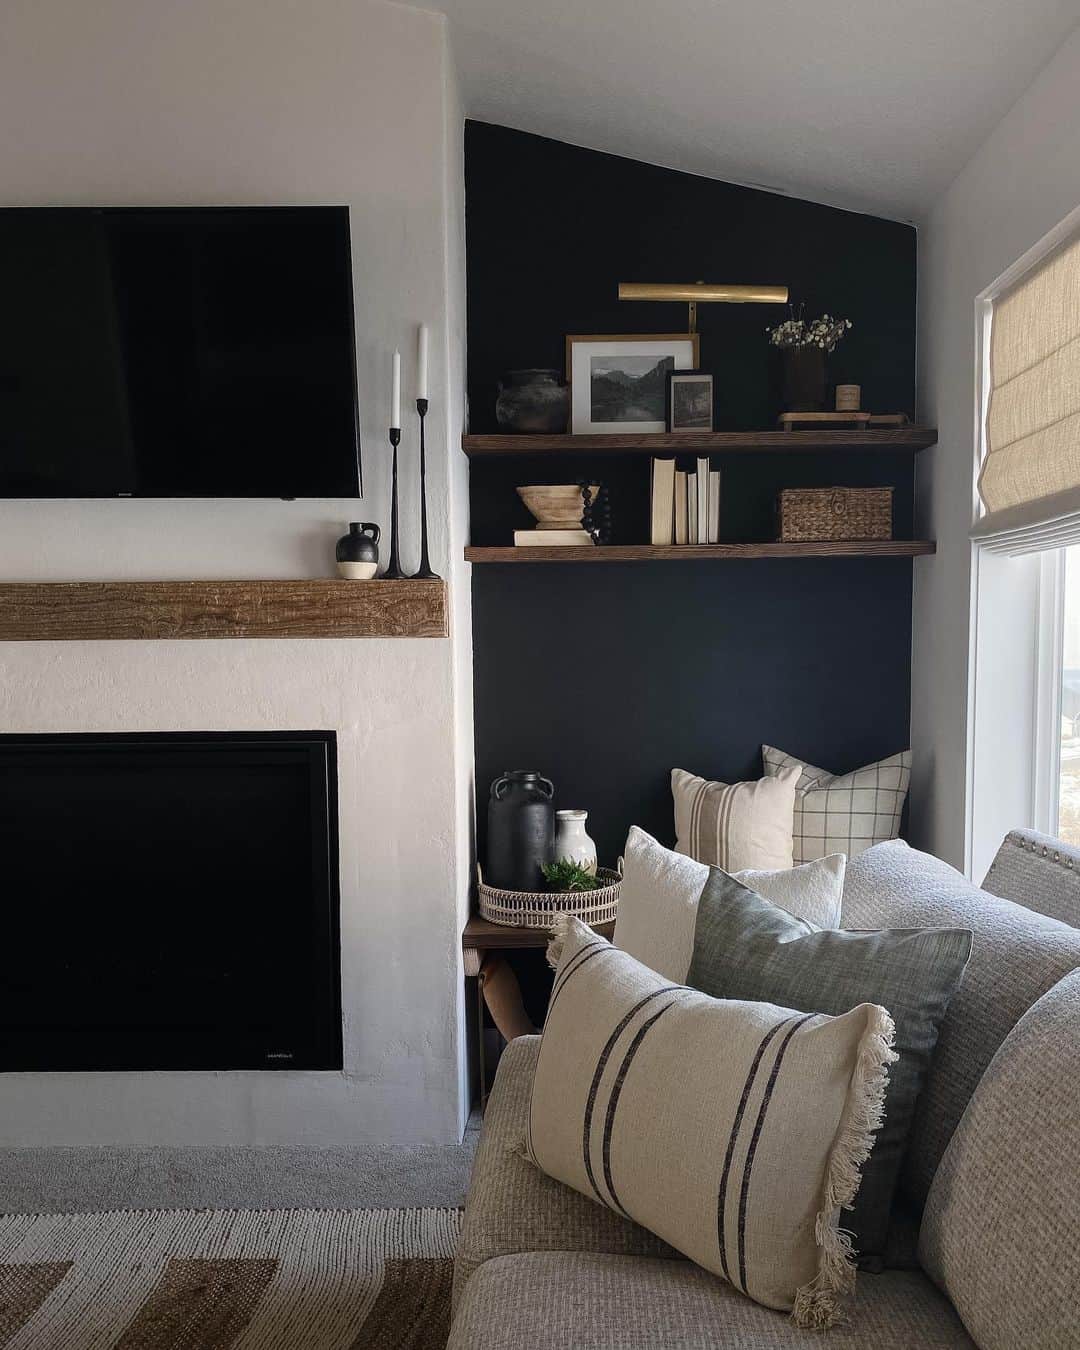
[463,913,616,1106]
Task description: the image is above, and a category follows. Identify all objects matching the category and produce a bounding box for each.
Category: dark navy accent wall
[467,122,918,866]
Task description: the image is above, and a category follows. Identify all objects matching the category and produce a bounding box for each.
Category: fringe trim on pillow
[545,912,574,971]
[792,1003,898,1331]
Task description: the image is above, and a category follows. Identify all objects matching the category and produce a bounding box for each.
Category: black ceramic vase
[782,345,827,412]
[336,522,380,579]
[495,370,570,434]
[486,770,555,891]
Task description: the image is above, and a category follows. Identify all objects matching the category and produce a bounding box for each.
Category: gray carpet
[0,1125,480,1214]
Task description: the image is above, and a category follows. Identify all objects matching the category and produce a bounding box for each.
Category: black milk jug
[486,770,555,891]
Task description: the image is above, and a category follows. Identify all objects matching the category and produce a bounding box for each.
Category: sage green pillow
[687,869,972,1268]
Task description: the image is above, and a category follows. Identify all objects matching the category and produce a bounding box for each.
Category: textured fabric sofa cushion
[762,744,911,864]
[528,917,897,1328]
[447,1252,976,1350]
[614,826,845,981]
[842,839,1080,1208]
[452,1035,676,1312]
[981,828,1080,928]
[918,969,1080,1350]
[672,764,800,871]
[688,870,971,1267]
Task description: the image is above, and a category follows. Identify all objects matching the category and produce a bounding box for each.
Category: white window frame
[968,204,1080,878]
[1032,548,1065,836]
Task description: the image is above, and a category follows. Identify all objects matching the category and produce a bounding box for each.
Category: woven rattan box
[777,486,893,542]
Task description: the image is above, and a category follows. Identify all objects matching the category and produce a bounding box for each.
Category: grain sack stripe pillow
[547,938,608,1014]
[600,999,682,1215]
[529,938,616,1160]
[528,917,897,1329]
[692,775,735,865]
[735,1013,817,1294]
[583,986,684,1209]
[672,765,801,871]
[716,1013,795,1283]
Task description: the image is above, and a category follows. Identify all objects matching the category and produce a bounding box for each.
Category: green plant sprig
[541,858,602,892]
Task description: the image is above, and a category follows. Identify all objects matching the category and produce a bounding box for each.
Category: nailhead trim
[1006,832,1076,869]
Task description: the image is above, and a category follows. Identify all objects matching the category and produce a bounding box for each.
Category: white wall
[913,24,1080,870]
[440,43,476,1128]
[0,0,472,1144]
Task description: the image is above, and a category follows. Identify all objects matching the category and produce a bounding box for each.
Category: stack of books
[650,458,721,545]
[512,529,592,546]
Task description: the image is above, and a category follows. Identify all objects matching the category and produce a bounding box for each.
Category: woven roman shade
[974,233,1080,554]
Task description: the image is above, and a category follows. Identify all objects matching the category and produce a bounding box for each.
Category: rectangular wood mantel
[0,579,448,640]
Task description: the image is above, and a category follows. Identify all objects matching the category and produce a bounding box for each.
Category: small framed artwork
[566,333,700,434]
[667,370,714,433]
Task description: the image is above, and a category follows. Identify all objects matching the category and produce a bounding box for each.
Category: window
[974,231,1080,550]
[1058,546,1080,844]
[968,210,1080,879]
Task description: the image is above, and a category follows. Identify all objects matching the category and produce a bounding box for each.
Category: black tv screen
[0,206,362,497]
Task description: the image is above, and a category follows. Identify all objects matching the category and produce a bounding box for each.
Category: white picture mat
[570,338,696,433]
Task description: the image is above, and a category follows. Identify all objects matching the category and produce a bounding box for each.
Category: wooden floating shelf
[0,578,449,641]
[462,428,937,456]
[465,542,936,563]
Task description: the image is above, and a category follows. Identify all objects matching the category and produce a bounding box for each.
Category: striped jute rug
[0,1207,461,1350]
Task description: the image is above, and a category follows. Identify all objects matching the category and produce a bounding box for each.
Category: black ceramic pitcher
[486,770,555,891]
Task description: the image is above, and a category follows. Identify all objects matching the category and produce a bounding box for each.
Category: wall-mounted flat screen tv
[0,206,362,498]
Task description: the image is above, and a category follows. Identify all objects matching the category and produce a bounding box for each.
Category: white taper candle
[417,324,429,402]
[391,349,401,428]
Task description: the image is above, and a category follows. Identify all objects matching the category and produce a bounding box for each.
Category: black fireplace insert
[0,731,342,1071]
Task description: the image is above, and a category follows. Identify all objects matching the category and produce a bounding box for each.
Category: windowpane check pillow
[614,825,845,981]
[527,916,897,1330]
[672,763,801,871]
[762,744,911,863]
[687,870,972,1267]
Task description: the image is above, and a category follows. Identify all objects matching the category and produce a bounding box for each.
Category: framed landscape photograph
[566,334,700,434]
[667,370,714,433]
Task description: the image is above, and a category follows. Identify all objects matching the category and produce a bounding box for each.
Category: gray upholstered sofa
[448,829,1080,1349]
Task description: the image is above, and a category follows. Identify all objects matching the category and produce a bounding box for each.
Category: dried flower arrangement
[767,307,853,353]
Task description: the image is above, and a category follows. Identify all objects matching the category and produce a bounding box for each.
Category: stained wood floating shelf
[0,579,449,641]
[461,428,938,457]
[465,542,936,564]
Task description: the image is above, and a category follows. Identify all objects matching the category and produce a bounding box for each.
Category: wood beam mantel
[0,579,449,641]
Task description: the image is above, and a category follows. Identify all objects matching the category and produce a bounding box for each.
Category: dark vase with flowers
[782,346,827,412]
[768,311,851,414]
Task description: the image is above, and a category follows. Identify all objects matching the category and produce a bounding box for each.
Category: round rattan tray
[477,866,621,929]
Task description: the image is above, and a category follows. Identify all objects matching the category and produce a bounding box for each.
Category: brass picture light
[618,281,789,333]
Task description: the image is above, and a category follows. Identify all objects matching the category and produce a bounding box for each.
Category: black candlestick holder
[383,426,406,579]
[412,398,441,579]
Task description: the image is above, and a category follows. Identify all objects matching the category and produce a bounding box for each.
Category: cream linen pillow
[614,826,845,981]
[527,917,896,1330]
[672,764,800,871]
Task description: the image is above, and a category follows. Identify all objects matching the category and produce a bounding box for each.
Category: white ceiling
[431,0,1080,219]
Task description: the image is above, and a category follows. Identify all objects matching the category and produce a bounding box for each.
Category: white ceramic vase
[554,809,597,873]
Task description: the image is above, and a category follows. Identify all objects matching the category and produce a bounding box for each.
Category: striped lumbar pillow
[761,744,911,864]
[671,763,801,871]
[526,916,897,1330]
